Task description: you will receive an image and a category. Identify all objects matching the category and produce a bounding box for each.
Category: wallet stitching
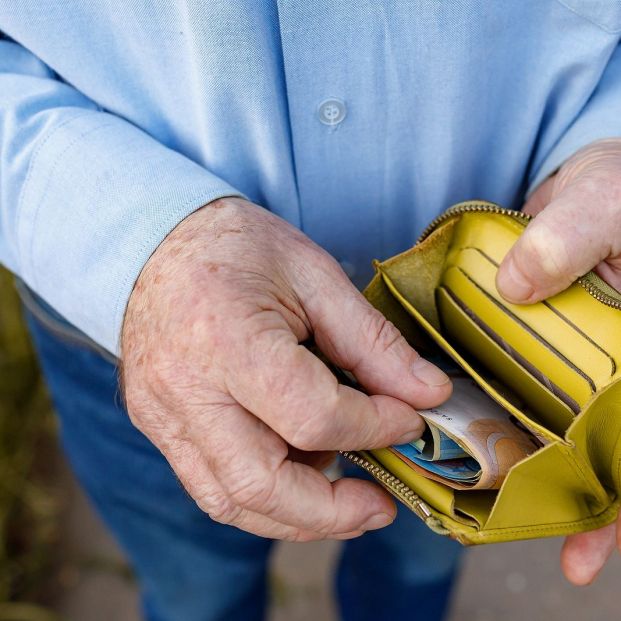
[466,247,617,377]
[454,501,619,537]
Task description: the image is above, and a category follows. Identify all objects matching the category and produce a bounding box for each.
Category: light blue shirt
[2,2,621,355]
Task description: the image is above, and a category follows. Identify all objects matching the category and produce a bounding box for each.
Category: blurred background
[2,265,621,621]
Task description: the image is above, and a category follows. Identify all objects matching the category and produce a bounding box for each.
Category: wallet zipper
[416,200,532,244]
[340,451,450,535]
[577,272,621,311]
[321,357,447,531]
[418,201,621,310]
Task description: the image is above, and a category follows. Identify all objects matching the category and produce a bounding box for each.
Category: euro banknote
[391,377,538,490]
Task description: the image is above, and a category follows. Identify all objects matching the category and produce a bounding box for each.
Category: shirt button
[317,98,347,126]
[339,260,356,279]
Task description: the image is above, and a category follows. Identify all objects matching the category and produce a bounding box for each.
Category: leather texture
[359,205,621,544]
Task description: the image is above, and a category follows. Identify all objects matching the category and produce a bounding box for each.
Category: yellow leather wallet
[342,201,621,544]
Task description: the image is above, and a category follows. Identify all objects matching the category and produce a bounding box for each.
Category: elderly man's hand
[496,138,621,584]
[121,197,451,541]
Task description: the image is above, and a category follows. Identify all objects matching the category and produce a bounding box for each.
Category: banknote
[305,339,537,489]
[391,377,539,490]
[394,443,481,481]
[411,425,469,461]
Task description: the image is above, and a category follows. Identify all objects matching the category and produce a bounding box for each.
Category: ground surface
[48,454,621,621]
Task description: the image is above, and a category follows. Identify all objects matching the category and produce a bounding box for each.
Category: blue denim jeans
[21,287,463,621]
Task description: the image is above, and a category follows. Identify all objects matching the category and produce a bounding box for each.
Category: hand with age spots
[496,138,621,585]
[121,196,452,541]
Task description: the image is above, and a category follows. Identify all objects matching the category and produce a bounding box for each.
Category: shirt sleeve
[528,40,621,194]
[0,38,244,355]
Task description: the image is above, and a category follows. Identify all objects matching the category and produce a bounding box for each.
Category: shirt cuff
[16,110,244,355]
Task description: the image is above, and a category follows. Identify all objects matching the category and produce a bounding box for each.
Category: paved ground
[49,457,621,621]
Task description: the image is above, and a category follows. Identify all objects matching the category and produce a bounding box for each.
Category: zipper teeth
[578,278,621,310]
[417,201,531,244]
[419,201,621,311]
[341,451,426,511]
[341,451,448,534]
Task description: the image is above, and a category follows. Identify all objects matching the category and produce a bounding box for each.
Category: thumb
[496,186,611,303]
[307,268,452,409]
[561,523,617,586]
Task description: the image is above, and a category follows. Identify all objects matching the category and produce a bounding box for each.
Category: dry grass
[0,267,61,620]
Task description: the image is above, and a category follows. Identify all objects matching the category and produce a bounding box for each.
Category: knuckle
[289,411,333,450]
[122,388,172,440]
[121,387,145,423]
[366,312,403,355]
[226,469,278,512]
[276,398,331,449]
[287,385,339,450]
[521,223,568,279]
[256,342,298,395]
[201,492,243,524]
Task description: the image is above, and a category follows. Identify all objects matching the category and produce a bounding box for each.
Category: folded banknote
[390,377,539,490]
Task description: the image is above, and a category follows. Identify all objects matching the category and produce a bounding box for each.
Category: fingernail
[496,257,533,302]
[361,513,394,531]
[411,357,450,387]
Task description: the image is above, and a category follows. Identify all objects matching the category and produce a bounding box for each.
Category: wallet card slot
[379,268,562,444]
[454,267,595,393]
[453,490,496,525]
[447,246,615,390]
[466,246,617,377]
[441,286,580,414]
[542,299,616,376]
[464,247,616,377]
[436,286,576,436]
[442,265,594,407]
[543,291,621,386]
